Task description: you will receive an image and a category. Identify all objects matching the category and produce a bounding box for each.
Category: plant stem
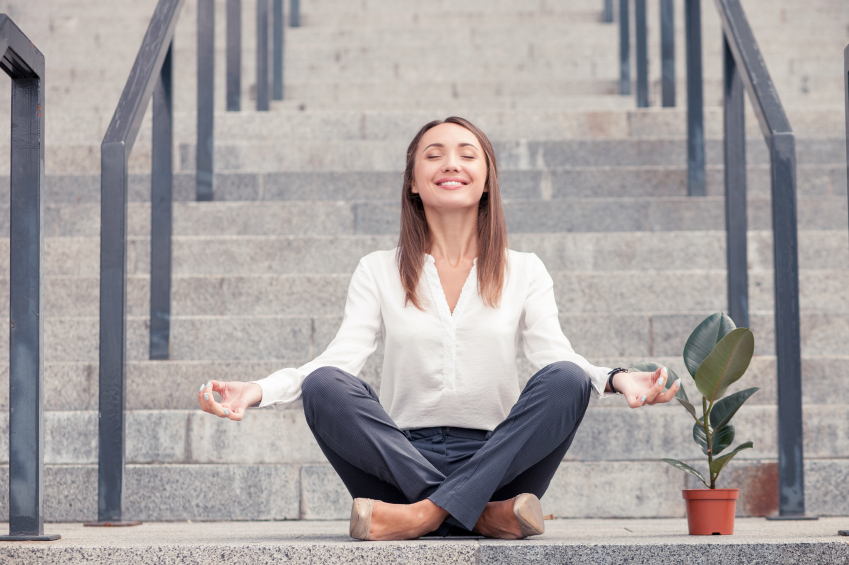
[703,396,714,488]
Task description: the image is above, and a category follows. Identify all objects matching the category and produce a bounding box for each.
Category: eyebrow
[423,142,479,151]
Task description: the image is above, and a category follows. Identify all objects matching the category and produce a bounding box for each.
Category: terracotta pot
[682,489,739,535]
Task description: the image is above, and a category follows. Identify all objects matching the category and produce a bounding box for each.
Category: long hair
[396,117,508,310]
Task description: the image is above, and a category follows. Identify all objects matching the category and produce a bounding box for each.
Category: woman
[197,117,681,541]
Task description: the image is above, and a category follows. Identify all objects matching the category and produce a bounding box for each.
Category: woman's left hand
[612,367,680,409]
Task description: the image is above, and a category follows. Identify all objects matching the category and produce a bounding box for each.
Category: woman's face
[411,123,488,212]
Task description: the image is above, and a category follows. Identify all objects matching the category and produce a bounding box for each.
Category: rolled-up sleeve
[521,253,613,399]
[251,257,382,410]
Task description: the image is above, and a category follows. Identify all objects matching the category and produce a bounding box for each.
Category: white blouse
[253,249,612,431]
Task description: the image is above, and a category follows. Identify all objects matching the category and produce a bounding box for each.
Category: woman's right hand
[198,380,263,421]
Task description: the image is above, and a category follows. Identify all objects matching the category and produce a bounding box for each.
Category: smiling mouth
[437,181,467,187]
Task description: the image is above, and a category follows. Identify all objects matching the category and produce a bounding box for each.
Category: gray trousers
[301,361,592,533]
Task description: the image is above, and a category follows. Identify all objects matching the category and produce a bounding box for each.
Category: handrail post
[660,0,675,107]
[98,141,132,525]
[257,0,270,111]
[95,0,184,527]
[150,42,174,360]
[273,0,284,100]
[635,0,648,107]
[290,0,300,27]
[770,132,805,517]
[226,0,241,111]
[686,0,706,196]
[715,0,808,519]
[618,0,630,95]
[0,16,58,542]
[603,0,614,23]
[844,45,849,240]
[197,0,214,200]
[723,34,748,328]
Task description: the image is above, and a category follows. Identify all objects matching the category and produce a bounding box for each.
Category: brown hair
[396,117,508,310]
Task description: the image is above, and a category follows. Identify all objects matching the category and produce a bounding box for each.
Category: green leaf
[677,397,698,421]
[709,387,760,432]
[709,441,754,477]
[629,362,687,401]
[712,425,735,456]
[683,313,736,378]
[675,380,690,403]
[662,458,708,487]
[693,422,735,456]
[694,328,755,403]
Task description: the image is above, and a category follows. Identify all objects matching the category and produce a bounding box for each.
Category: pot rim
[682,488,740,500]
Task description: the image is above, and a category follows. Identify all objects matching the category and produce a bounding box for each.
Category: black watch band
[607,368,629,394]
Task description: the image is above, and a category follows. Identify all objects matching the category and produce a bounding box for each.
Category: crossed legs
[301,361,593,538]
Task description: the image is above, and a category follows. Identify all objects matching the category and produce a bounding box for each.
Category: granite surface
[0,518,847,564]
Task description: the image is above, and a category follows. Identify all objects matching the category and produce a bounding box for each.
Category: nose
[442,153,460,172]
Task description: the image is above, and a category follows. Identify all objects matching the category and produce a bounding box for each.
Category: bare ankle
[413,499,449,531]
[369,499,449,541]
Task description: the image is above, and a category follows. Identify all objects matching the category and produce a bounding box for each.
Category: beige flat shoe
[350,498,375,540]
[513,493,545,537]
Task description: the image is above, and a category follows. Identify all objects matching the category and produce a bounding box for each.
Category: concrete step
[0,459,847,522]
[3,230,847,277]
[3,164,846,206]
[12,107,847,147]
[172,137,847,174]
[0,309,846,363]
[5,353,847,412]
[1,518,848,562]
[1,404,846,466]
[5,128,846,175]
[7,0,845,117]
[10,268,849,318]
[189,136,848,169]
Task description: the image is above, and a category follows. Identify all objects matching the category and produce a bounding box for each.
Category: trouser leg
[301,366,446,504]
[428,361,593,530]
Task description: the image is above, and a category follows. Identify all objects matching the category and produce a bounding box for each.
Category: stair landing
[1,518,847,564]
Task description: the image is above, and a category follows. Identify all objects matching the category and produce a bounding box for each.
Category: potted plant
[635,312,758,535]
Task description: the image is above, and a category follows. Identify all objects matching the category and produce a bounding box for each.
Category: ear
[411,183,418,194]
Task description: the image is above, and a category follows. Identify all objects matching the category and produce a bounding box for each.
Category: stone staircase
[0,0,847,522]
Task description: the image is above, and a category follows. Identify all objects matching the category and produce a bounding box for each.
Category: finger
[197,381,213,413]
[626,390,649,409]
[642,368,667,404]
[203,385,230,419]
[649,377,681,405]
[226,402,245,422]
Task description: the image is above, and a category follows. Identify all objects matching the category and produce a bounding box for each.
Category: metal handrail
[617,1,675,108]
[99,0,185,524]
[845,45,849,242]
[99,0,289,524]
[0,15,58,541]
[226,0,285,112]
[609,0,805,517]
[713,0,805,518]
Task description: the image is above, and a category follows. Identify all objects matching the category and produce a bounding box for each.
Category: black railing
[685,0,706,196]
[713,0,806,519]
[844,45,849,250]
[0,16,58,542]
[98,0,291,524]
[226,0,286,112]
[98,0,185,525]
[659,0,675,107]
[616,0,676,109]
[290,0,300,27]
[612,0,806,517]
[615,0,703,191]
